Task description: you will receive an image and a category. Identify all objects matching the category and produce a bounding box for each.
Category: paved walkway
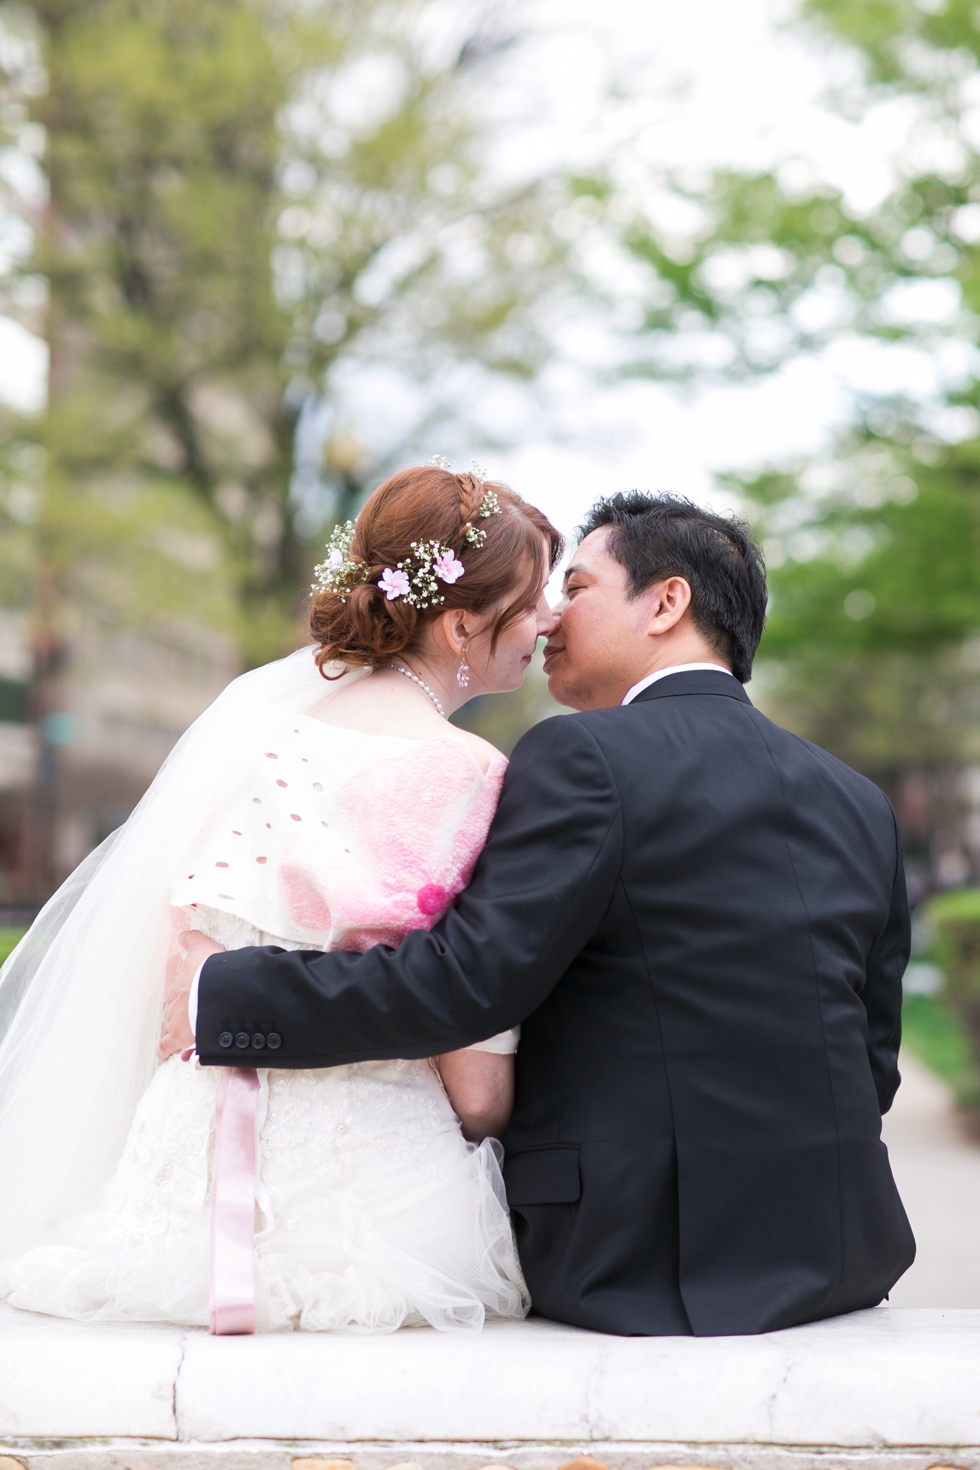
[883,1050,980,1306]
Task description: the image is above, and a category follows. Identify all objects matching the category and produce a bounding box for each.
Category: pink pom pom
[416,882,449,916]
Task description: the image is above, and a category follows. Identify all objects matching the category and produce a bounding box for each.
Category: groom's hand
[158,931,224,1061]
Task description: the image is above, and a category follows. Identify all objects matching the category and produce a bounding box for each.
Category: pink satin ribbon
[209,1066,260,1335]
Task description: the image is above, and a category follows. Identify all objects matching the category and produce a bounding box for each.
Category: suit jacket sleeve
[195,715,623,1068]
[861,810,911,1115]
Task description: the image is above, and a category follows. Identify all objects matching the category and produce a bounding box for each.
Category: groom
[163,491,915,1337]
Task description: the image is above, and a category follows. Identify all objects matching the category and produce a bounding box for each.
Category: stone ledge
[1,1306,978,1467]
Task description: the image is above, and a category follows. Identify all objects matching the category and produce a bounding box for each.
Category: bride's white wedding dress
[0,653,527,1332]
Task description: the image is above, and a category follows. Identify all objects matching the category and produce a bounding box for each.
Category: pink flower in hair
[434,550,465,584]
[378,567,410,600]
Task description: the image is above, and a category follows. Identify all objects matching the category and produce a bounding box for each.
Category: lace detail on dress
[0,857,528,1331]
[100,1058,218,1245]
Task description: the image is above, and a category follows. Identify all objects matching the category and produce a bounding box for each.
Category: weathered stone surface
[2,1446,980,1470]
[1,1303,979,1463]
[0,1305,182,1439]
[172,1310,980,1446]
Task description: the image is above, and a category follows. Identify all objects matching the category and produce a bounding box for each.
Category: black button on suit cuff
[213,1028,281,1055]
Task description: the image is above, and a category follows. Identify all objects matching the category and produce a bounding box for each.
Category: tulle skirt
[0,907,528,1332]
[0,1048,528,1332]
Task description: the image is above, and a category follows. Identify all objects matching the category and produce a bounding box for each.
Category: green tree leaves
[1,0,576,671]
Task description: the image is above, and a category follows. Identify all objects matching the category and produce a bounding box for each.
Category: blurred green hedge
[0,927,25,966]
[920,889,980,1111]
[901,993,972,1090]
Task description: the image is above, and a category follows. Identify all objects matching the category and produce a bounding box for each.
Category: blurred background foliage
[0,0,580,897]
[1,0,574,669]
[920,886,980,1118]
[565,0,980,898]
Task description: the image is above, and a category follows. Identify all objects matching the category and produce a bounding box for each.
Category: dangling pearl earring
[457,645,471,689]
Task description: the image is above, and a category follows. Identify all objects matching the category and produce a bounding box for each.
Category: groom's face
[544,528,661,710]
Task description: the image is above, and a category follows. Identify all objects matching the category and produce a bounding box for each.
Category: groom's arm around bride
[177,491,915,1338]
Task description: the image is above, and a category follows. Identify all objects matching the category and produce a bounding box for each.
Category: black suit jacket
[197,670,915,1336]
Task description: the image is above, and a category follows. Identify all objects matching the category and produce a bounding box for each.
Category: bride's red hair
[310,466,562,676]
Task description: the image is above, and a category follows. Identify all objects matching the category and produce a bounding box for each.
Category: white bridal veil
[0,646,330,1262]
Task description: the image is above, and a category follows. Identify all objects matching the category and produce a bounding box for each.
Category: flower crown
[310,457,501,607]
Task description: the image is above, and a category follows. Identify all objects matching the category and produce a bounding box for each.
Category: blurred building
[0,609,237,908]
[0,610,34,901]
[889,766,980,906]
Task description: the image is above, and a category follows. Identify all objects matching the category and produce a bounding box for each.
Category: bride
[0,462,561,1334]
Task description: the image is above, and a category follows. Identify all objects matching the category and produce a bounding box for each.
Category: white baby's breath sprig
[311,520,370,602]
[426,454,489,484]
[462,488,502,547]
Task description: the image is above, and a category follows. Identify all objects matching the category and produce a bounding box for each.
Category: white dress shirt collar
[622,662,734,706]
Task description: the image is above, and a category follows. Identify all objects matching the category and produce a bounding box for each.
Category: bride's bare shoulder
[452,728,501,776]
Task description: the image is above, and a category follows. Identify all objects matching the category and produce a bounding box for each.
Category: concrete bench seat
[0,1304,977,1470]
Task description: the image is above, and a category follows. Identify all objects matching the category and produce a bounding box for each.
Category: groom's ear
[644,575,692,637]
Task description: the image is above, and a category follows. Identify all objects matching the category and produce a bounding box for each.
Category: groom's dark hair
[578,492,767,683]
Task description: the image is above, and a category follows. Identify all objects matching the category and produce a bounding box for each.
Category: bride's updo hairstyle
[311,465,562,676]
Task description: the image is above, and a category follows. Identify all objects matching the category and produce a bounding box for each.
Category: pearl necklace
[387,663,447,718]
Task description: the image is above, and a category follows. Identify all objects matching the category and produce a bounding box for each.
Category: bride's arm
[436,1050,514,1142]
[160,930,224,1060]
